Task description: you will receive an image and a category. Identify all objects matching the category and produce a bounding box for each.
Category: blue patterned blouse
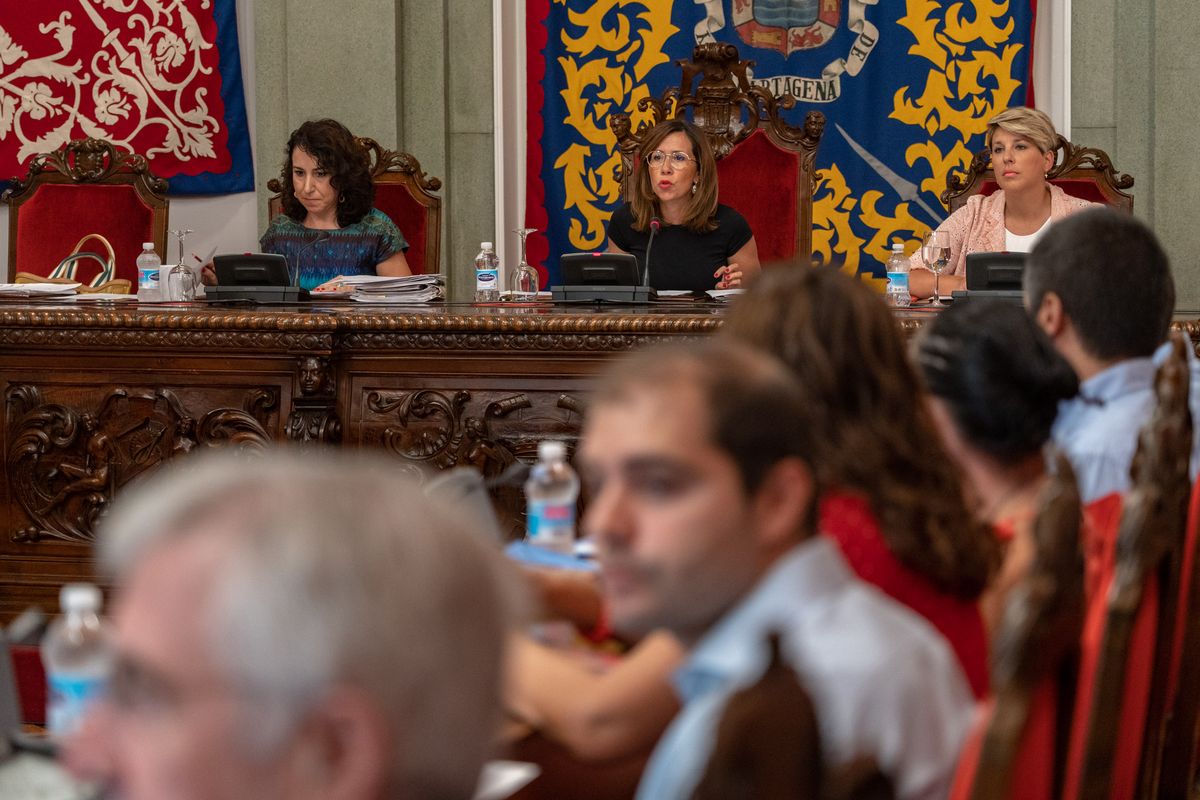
[259,208,408,290]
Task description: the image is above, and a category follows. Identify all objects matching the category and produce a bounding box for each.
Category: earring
[338,194,346,204]
[691,181,698,195]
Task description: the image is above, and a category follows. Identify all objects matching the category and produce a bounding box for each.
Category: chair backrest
[608,42,825,262]
[1070,333,1192,800]
[266,138,442,275]
[2,138,169,284]
[694,633,824,800]
[951,452,1084,800]
[941,135,1134,214]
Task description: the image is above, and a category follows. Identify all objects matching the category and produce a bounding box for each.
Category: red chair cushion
[15,183,155,284]
[372,183,428,275]
[949,679,1059,800]
[1166,479,1200,701]
[10,644,46,726]
[1063,568,1159,800]
[717,130,800,264]
[1083,493,1124,605]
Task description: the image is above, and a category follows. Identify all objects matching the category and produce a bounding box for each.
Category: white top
[635,537,975,800]
[1004,216,1053,252]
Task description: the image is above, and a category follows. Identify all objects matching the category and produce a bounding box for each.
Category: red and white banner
[0,0,252,192]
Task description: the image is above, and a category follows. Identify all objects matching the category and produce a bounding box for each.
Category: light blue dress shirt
[1052,341,1200,503]
[635,537,975,800]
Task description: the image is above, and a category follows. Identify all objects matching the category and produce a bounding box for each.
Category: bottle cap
[60,583,102,613]
[538,440,566,461]
[891,240,904,251]
[142,242,154,249]
[481,242,493,250]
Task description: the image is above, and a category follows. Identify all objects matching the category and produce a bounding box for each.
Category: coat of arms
[732,0,841,55]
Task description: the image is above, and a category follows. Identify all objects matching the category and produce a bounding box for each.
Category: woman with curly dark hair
[723,266,1001,699]
[260,118,410,290]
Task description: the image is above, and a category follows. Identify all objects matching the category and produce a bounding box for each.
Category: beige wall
[1072,0,1200,308]
[253,0,494,298]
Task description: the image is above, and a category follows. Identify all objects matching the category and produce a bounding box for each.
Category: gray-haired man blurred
[64,450,521,800]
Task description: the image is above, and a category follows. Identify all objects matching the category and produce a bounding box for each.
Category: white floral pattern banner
[0,0,252,193]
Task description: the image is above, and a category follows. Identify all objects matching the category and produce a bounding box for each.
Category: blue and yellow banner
[526,0,1035,284]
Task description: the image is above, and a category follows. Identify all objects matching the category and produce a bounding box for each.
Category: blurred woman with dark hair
[261,118,410,290]
[724,266,1000,698]
[606,118,759,292]
[916,300,1079,629]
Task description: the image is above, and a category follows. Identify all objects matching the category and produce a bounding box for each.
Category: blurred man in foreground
[579,340,974,800]
[64,450,520,800]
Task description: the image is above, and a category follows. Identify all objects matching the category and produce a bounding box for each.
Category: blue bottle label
[47,672,106,737]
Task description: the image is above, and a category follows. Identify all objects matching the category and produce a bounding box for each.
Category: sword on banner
[835,123,945,225]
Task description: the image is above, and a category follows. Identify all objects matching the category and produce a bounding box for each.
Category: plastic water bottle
[42,583,114,739]
[885,240,911,308]
[135,242,161,302]
[474,242,500,303]
[525,440,579,555]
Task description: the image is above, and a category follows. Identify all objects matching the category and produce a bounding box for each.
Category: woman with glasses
[606,118,760,292]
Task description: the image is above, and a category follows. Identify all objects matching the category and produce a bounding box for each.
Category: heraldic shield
[733,0,842,55]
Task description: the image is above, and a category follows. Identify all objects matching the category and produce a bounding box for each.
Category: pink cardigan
[910,185,1098,276]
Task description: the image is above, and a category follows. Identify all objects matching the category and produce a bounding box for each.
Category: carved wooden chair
[695,632,893,800]
[950,452,1083,800]
[2,138,169,285]
[609,42,825,263]
[1067,333,1192,800]
[941,135,1135,213]
[267,138,442,275]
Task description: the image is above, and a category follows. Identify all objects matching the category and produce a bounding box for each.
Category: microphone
[643,217,661,288]
[293,231,332,288]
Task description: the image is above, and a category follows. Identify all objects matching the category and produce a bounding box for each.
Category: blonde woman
[910,106,1096,299]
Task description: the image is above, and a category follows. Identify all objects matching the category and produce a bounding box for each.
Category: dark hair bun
[918,301,1079,463]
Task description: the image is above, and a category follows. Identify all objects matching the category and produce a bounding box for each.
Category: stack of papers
[0,282,80,300]
[706,288,744,302]
[338,274,445,303]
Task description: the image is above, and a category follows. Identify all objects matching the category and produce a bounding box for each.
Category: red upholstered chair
[1066,334,1193,800]
[941,135,1134,213]
[2,138,169,284]
[949,452,1084,800]
[267,138,442,275]
[609,42,825,262]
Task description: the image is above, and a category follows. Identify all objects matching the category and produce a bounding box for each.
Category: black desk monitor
[558,252,641,286]
[552,252,653,303]
[965,251,1027,292]
[213,253,291,287]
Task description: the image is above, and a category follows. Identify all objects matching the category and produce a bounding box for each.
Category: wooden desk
[0,301,720,618]
[2,300,1198,618]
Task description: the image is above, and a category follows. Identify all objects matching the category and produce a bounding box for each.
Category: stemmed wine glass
[508,227,540,301]
[166,228,197,301]
[921,230,951,307]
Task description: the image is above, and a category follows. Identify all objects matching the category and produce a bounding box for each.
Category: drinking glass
[508,227,540,301]
[166,228,198,301]
[921,230,951,307]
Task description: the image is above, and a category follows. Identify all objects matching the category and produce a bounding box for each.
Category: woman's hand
[200,264,217,286]
[312,275,350,293]
[714,263,744,289]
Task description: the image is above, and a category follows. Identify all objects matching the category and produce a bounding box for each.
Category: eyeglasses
[645,150,696,169]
